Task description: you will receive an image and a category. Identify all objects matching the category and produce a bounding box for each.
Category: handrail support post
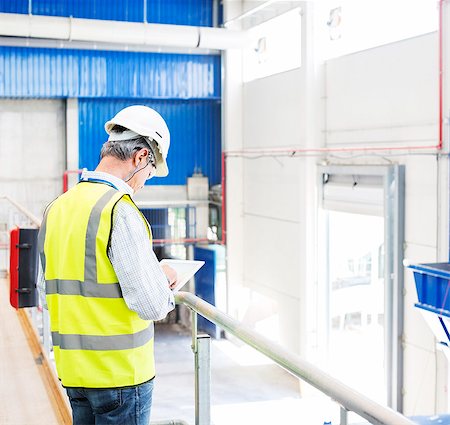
[340,405,348,425]
[195,334,211,425]
[191,309,198,354]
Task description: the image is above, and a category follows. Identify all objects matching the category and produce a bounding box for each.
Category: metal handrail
[0,196,41,227]
[0,196,415,424]
[175,291,416,425]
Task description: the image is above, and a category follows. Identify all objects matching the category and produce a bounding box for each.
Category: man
[37,105,177,425]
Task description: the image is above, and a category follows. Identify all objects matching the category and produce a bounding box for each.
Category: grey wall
[0,99,65,218]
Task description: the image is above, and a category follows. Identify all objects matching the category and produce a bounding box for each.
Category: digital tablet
[160,259,205,292]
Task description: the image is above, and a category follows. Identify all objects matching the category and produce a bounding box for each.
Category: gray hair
[100,136,152,161]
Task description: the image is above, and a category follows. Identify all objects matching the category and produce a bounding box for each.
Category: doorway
[327,210,385,402]
[318,165,405,410]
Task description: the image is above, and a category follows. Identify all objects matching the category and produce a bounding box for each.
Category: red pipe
[225,143,441,156]
[221,151,227,245]
[63,169,83,193]
[439,0,444,149]
[152,237,211,245]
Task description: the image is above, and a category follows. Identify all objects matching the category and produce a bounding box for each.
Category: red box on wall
[9,227,38,309]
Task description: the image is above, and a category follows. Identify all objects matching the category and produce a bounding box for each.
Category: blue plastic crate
[410,415,450,424]
[408,263,450,316]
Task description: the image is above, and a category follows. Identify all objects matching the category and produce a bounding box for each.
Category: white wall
[326,34,438,147]
[240,68,306,353]
[325,33,444,414]
[0,99,66,218]
[226,23,446,415]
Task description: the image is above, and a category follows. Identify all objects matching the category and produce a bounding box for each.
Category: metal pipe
[221,151,227,245]
[63,169,82,193]
[0,196,41,227]
[0,12,251,51]
[195,335,211,425]
[340,406,348,425]
[439,0,444,150]
[175,292,416,425]
[225,143,441,157]
[152,238,210,246]
[224,0,277,27]
[191,310,198,355]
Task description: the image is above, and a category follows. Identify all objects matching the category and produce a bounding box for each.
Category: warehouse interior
[0,1,449,424]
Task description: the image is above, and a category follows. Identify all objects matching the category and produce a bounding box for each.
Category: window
[243,8,302,82]
[318,0,438,59]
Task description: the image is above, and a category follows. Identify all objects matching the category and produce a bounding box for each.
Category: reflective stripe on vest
[45,279,122,298]
[38,182,155,388]
[51,326,154,351]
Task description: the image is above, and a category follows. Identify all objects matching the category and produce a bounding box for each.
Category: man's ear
[135,148,148,166]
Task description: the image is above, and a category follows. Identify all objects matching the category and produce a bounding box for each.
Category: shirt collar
[80,170,134,196]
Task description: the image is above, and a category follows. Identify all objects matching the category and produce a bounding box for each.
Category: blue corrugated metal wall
[0,0,221,187]
[147,0,212,26]
[79,98,221,185]
[0,46,220,99]
[0,0,214,26]
[0,45,221,186]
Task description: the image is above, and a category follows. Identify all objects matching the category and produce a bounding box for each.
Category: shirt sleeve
[108,200,175,321]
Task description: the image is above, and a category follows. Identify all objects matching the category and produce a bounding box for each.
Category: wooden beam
[17,309,72,425]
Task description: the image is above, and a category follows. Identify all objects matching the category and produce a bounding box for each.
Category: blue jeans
[66,380,154,425]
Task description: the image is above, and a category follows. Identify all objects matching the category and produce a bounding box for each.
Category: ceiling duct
[0,12,252,51]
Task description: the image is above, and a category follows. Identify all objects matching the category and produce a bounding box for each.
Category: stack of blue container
[409,263,450,344]
[408,263,450,425]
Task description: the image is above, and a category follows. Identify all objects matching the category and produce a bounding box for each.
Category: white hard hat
[105,105,170,177]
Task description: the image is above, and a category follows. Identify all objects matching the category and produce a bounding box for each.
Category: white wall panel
[244,214,304,300]
[404,155,438,249]
[231,65,309,356]
[403,244,437,351]
[240,274,302,354]
[243,157,305,223]
[243,67,305,149]
[326,33,438,146]
[0,99,65,218]
[403,343,437,415]
[403,243,439,417]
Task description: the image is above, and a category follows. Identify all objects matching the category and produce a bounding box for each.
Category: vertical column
[66,98,79,191]
[339,406,348,425]
[300,1,327,379]
[222,0,244,318]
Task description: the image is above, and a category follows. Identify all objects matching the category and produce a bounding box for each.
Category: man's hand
[161,264,178,289]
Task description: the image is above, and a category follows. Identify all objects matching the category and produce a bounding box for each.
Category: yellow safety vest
[38,181,155,388]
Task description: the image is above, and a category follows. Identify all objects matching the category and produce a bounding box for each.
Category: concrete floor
[151,323,345,425]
